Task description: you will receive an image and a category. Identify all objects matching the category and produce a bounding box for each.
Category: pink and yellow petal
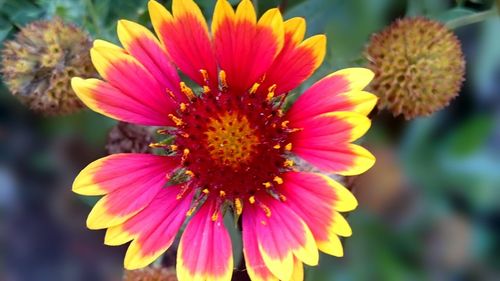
[287,68,375,122]
[294,143,375,176]
[242,209,279,281]
[213,0,284,92]
[290,258,304,281]
[123,186,194,269]
[89,46,177,123]
[73,154,177,229]
[177,199,233,281]
[93,39,125,51]
[291,112,371,149]
[250,196,318,280]
[261,27,326,95]
[73,153,176,196]
[116,20,182,100]
[104,224,133,246]
[317,233,344,257]
[72,78,172,126]
[280,172,355,257]
[149,0,217,87]
[284,17,306,45]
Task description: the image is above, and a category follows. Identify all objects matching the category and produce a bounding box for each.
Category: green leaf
[445,115,495,157]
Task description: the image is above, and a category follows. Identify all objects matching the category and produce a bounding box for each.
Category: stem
[445,9,498,29]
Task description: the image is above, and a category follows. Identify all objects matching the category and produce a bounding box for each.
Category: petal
[149,0,217,87]
[116,20,183,101]
[242,209,279,281]
[260,18,326,95]
[281,172,357,257]
[290,258,304,281]
[249,195,318,281]
[287,68,376,123]
[90,46,178,123]
[72,154,177,229]
[177,199,233,281]
[73,154,176,196]
[122,186,194,269]
[213,0,284,92]
[294,143,375,176]
[291,112,371,148]
[72,78,172,126]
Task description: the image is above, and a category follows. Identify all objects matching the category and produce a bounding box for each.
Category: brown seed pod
[365,17,465,119]
[106,122,154,154]
[1,18,96,115]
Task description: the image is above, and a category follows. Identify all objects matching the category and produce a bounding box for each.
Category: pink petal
[177,199,233,281]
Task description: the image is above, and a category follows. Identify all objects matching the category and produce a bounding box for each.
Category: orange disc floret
[365,17,465,119]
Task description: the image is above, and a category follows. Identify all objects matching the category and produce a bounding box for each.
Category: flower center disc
[205,113,259,168]
[171,90,293,200]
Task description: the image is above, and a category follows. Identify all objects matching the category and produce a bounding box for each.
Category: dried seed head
[365,17,465,119]
[1,18,96,115]
[106,122,154,154]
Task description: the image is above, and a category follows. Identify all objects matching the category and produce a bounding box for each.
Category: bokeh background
[1,0,499,280]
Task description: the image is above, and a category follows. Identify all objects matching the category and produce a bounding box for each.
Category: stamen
[156,129,170,135]
[180,132,190,138]
[202,188,209,194]
[219,190,226,197]
[249,196,256,204]
[219,70,228,90]
[250,82,260,94]
[186,206,197,216]
[285,143,293,151]
[166,88,176,99]
[262,182,272,188]
[273,144,281,149]
[260,203,272,218]
[203,85,211,94]
[234,198,243,215]
[176,185,190,199]
[284,159,294,167]
[185,170,194,177]
[273,176,283,185]
[180,102,187,112]
[168,114,184,126]
[199,69,209,85]
[279,194,287,201]
[149,142,167,148]
[211,210,219,221]
[180,82,196,101]
[170,144,178,151]
[266,84,277,101]
[281,120,290,128]
[182,148,190,162]
[266,92,275,101]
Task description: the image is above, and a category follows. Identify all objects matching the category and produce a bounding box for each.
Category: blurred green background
[1,0,499,280]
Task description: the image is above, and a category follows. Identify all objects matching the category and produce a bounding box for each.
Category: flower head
[72,1,377,280]
[365,17,465,119]
[1,18,96,115]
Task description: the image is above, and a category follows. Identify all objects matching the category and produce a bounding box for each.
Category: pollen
[273,176,283,185]
[234,198,243,215]
[204,113,259,169]
[180,82,195,101]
